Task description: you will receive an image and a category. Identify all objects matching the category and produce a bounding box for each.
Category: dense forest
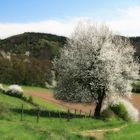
[130,37,140,61]
[0,32,139,87]
[0,32,67,86]
[0,32,66,59]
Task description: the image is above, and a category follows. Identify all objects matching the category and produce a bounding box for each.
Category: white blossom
[0,51,11,61]
[25,51,30,57]
[103,96,139,122]
[7,85,23,95]
[54,22,139,116]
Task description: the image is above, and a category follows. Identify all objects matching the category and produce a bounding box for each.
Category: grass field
[3,84,65,111]
[105,123,140,140]
[22,85,54,94]
[0,86,140,140]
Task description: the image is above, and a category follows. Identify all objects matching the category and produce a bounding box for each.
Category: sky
[0,0,140,38]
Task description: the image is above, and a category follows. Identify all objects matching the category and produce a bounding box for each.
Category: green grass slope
[105,123,140,140]
[0,90,128,140]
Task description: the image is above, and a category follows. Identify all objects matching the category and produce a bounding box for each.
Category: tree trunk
[94,89,105,118]
[94,98,103,118]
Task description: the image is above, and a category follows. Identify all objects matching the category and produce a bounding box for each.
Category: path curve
[26,90,95,113]
[26,90,140,114]
[80,124,127,139]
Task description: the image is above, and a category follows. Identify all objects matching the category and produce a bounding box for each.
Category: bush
[22,96,28,101]
[102,96,139,122]
[101,108,116,120]
[110,103,130,121]
[0,84,5,93]
[28,96,33,104]
[6,85,23,98]
[132,81,140,93]
[132,84,140,93]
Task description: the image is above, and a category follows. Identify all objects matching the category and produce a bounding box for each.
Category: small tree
[54,22,139,118]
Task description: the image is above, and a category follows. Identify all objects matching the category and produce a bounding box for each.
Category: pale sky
[0,0,140,38]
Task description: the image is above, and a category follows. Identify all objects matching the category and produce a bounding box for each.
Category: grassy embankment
[0,86,140,139]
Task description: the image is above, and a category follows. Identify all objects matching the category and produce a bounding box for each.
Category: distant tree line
[0,32,67,86]
[0,55,52,87]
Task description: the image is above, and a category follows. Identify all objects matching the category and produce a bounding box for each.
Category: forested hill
[0,33,67,86]
[130,37,140,60]
[0,32,67,59]
[0,33,140,60]
[0,32,139,87]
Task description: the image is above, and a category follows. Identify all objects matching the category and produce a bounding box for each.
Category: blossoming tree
[54,22,139,117]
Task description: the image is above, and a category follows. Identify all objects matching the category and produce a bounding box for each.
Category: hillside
[0,32,67,59]
[0,33,139,86]
[0,33,67,86]
[0,33,140,60]
[130,37,140,60]
[0,85,128,140]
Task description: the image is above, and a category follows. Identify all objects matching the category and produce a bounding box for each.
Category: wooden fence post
[67,109,70,122]
[48,110,51,118]
[58,111,61,119]
[37,107,40,123]
[84,112,87,118]
[75,109,77,118]
[80,110,82,116]
[20,104,23,121]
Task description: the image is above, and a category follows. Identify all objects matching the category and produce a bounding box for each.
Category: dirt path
[80,124,127,139]
[26,90,140,114]
[130,94,140,114]
[26,90,95,113]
